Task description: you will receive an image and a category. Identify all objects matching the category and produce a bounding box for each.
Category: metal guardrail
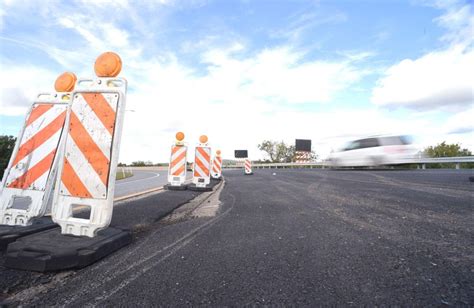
[223,156,474,169]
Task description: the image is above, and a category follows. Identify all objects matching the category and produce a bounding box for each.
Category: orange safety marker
[0,73,76,226]
[51,52,127,237]
[166,132,188,190]
[190,135,212,191]
[211,150,223,180]
[244,158,253,175]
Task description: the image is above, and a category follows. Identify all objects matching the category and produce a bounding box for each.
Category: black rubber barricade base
[211,177,222,181]
[4,227,132,272]
[244,172,254,175]
[0,217,57,252]
[164,184,188,191]
[187,184,213,192]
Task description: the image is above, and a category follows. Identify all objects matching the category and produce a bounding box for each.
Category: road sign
[295,139,311,152]
[235,150,248,158]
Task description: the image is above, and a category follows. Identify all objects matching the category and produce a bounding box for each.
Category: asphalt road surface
[114,169,167,198]
[114,169,192,198]
[2,169,473,306]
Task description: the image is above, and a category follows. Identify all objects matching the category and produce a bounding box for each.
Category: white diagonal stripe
[61,138,107,199]
[5,129,62,189]
[102,93,118,112]
[171,146,186,159]
[194,161,206,177]
[171,159,185,175]
[20,104,66,146]
[30,171,49,191]
[71,96,113,160]
[169,146,186,176]
[195,148,210,169]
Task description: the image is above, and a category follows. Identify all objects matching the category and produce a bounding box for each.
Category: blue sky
[0,0,473,162]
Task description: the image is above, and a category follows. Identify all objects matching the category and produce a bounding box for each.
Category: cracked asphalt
[1,168,473,306]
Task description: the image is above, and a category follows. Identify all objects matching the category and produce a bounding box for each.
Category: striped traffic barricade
[189,135,212,192]
[211,150,223,180]
[52,52,128,238]
[165,132,188,190]
[244,158,253,175]
[0,73,76,227]
[4,53,132,272]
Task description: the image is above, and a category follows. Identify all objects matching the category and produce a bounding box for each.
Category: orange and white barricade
[211,150,222,179]
[244,158,253,175]
[167,132,187,189]
[192,135,211,188]
[52,52,127,237]
[0,73,76,226]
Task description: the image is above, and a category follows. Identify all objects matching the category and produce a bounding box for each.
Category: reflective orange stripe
[195,157,209,175]
[82,93,116,135]
[172,145,182,155]
[26,104,54,127]
[197,147,210,162]
[8,150,56,189]
[61,157,92,198]
[171,151,186,167]
[12,111,66,166]
[172,164,185,176]
[69,112,110,186]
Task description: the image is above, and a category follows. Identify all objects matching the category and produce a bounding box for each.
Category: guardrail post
[422,163,426,170]
[455,163,460,170]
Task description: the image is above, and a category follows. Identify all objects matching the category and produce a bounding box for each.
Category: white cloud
[371,45,473,110]
[443,108,474,135]
[371,3,474,111]
[94,42,369,163]
[434,3,473,46]
[0,63,57,116]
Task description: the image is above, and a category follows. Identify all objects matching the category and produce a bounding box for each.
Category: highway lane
[114,169,166,198]
[114,168,192,198]
[4,169,474,306]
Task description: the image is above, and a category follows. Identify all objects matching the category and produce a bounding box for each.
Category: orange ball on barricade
[199,135,208,144]
[54,72,77,92]
[94,52,122,77]
[176,132,185,141]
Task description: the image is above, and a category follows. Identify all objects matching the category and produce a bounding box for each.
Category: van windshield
[381,135,413,145]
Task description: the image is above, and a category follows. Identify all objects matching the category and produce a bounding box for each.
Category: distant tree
[131,161,146,166]
[424,141,472,157]
[0,135,16,178]
[258,140,277,162]
[423,141,473,169]
[118,162,127,167]
[258,140,317,163]
[275,142,295,163]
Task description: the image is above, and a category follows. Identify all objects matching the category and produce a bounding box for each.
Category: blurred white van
[327,135,418,167]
